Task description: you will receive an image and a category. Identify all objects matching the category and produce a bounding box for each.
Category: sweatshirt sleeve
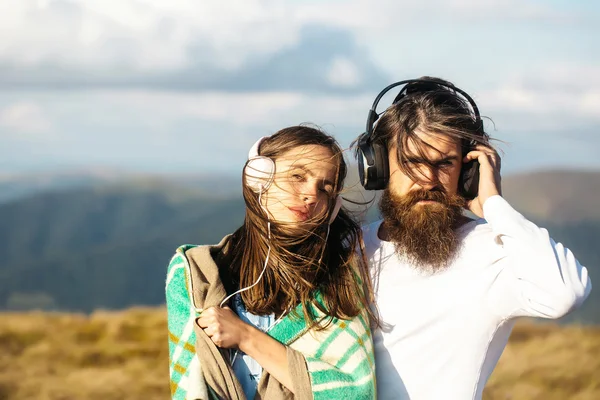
[166,252,209,400]
[484,195,592,319]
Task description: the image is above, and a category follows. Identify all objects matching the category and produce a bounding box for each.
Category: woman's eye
[292,174,304,181]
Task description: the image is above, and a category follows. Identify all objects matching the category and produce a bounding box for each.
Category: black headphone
[356,79,485,199]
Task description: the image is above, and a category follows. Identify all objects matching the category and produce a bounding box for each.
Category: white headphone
[243,136,343,224]
[244,136,276,194]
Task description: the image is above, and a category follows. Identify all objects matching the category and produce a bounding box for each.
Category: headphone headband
[362,79,483,143]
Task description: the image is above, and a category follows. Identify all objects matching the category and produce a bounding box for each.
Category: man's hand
[196,306,252,348]
[463,145,502,218]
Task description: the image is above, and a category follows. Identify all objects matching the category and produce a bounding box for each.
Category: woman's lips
[288,206,310,221]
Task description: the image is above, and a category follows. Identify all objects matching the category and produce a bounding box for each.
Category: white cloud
[92,90,306,126]
[0,83,597,174]
[1,0,586,73]
[445,0,579,22]
[0,0,390,93]
[0,0,597,173]
[327,57,361,88]
[0,89,370,163]
[480,64,600,125]
[0,102,52,134]
[0,0,301,70]
[295,0,587,34]
[39,89,370,133]
[581,92,600,115]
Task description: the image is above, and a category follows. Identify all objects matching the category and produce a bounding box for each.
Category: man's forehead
[395,129,461,157]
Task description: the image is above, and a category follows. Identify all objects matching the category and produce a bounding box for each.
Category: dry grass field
[0,307,598,400]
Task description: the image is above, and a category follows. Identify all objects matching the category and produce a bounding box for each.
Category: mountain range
[0,168,597,324]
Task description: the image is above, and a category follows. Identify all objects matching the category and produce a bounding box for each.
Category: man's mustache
[404,188,450,206]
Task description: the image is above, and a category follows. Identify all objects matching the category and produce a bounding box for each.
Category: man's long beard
[379,188,466,273]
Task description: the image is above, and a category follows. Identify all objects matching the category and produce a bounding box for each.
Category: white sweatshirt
[364,195,592,400]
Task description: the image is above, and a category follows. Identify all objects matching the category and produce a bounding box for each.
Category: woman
[166,126,376,400]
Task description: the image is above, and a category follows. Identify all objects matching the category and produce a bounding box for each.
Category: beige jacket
[184,236,313,400]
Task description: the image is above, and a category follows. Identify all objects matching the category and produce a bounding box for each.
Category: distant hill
[0,169,241,204]
[502,169,600,223]
[0,168,598,323]
[0,183,245,312]
[502,170,600,325]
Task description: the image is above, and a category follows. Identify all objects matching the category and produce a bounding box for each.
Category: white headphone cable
[220,189,271,308]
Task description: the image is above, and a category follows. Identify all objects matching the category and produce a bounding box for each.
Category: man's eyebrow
[436,155,460,163]
[404,155,460,164]
[292,164,335,186]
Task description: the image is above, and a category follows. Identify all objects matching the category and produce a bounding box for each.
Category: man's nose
[415,165,438,189]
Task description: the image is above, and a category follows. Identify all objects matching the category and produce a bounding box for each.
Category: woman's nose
[301,183,319,204]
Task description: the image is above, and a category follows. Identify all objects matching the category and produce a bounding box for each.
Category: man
[355,77,592,399]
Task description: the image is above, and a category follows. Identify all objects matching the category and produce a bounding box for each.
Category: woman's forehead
[276,145,335,163]
[275,145,339,182]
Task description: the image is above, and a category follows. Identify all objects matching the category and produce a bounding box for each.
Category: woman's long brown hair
[218,125,374,329]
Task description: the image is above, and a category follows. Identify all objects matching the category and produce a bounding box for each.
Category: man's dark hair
[371,76,492,186]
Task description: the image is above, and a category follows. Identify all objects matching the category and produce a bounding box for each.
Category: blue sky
[0,0,598,177]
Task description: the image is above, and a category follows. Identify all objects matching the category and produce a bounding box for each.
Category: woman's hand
[197,305,296,393]
[196,306,251,348]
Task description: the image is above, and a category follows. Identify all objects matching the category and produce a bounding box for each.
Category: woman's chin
[269,210,325,228]
[277,217,320,231]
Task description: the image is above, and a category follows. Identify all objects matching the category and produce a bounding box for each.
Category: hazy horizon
[2,161,600,181]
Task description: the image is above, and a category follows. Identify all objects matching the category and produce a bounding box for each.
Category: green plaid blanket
[166,244,376,399]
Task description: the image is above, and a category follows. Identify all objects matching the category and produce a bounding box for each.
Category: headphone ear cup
[357,144,370,188]
[329,196,343,224]
[244,156,275,193]
[372,142,390,189]
[358,140,389,190]
[459,159,480,200]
